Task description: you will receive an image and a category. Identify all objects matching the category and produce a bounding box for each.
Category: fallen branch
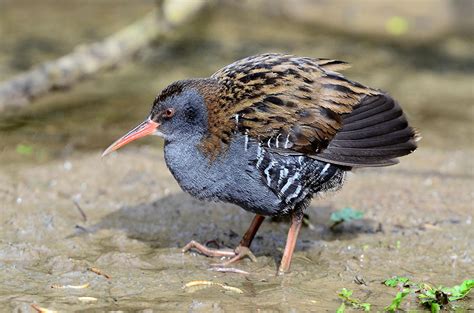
[0,0,208,112]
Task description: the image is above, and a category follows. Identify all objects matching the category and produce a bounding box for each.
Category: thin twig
[209,267,250,275]
[51,283,90,289]
[74,224,90,233]
[30,304,57,313]
[73,200,87,222]
[183,280,244,294]
[87,267,111,279]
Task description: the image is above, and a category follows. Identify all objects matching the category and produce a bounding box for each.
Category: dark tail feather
[315,94,418,167]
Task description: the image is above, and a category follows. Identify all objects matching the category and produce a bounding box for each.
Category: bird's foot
[212,245,257,266]
[182,240,257,264]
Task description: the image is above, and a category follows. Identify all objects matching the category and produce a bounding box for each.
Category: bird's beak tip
[101,119,159,158]
[101,149,112,158]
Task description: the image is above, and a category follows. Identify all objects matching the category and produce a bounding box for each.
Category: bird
[102,53,418,274]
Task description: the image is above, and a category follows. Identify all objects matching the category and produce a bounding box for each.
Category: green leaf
[383,278,474,311]
[383,276,410,288]
[360,302,371,312]
[336,302,346,313]
[339,288,353,298]
[386,16,409,36]
[443,279,474,301]
[16,144,33,156]
[419,293,436,304]
[419,282,434,292]
[395,240,401,249]
[330,207,364,223]
[430,302,440,313]
[337,288,371,312]
[384,289,410,312]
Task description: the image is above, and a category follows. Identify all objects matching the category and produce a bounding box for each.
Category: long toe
[182,240,236,258]
[212,245,257,266]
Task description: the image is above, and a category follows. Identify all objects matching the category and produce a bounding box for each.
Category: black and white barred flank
[250,144,345,214]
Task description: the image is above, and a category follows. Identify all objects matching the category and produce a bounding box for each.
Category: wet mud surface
[1,1,473,311]
[1,148,473,311]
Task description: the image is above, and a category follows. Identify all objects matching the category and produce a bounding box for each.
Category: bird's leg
[182,214,265,264]
[237,214,266,248]
[277,211,303,275]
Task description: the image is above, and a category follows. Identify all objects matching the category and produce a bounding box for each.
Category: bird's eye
[163,108,175,118]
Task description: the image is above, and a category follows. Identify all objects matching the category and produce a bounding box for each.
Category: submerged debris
[31,304,57,313]
[73,199,87,222]
[78,296,98,303]
[87,267,111,279]
[183,280,244,294]
[209,267,250,275]
[51,283,90,289]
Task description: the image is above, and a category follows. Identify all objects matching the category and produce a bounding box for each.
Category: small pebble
[63,161,72,171]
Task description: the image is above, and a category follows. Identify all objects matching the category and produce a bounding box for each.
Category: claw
[183,215,265,268]
[182,240,258,265]
[211,245,257,266]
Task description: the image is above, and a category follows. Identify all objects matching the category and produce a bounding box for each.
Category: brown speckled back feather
[202,54,375,153]
[190,53,416,166]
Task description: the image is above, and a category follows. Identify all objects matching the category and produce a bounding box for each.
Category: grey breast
[163,134,282,216]
[164,133,346,216]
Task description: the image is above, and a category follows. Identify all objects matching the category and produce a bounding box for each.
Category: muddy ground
[1,1,473,311]
[1,147,472,311]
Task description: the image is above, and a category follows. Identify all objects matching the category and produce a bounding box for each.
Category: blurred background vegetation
[0,0,472,165]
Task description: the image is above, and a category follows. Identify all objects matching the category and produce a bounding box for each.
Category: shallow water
[1,149,473,311]
[0,1,473,311]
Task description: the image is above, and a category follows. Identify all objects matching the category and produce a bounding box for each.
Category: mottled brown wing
[203,53,376,157]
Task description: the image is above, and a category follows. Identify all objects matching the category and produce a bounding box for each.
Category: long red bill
[101,119,159,157]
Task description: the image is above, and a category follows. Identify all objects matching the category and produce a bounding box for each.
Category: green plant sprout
[330,207,364,229]
[336,277,472,312]
[16,144,33,156]
[383,277,473,312]
[336,288,371,312]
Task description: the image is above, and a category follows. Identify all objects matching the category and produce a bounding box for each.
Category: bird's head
[102,79,219,157]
